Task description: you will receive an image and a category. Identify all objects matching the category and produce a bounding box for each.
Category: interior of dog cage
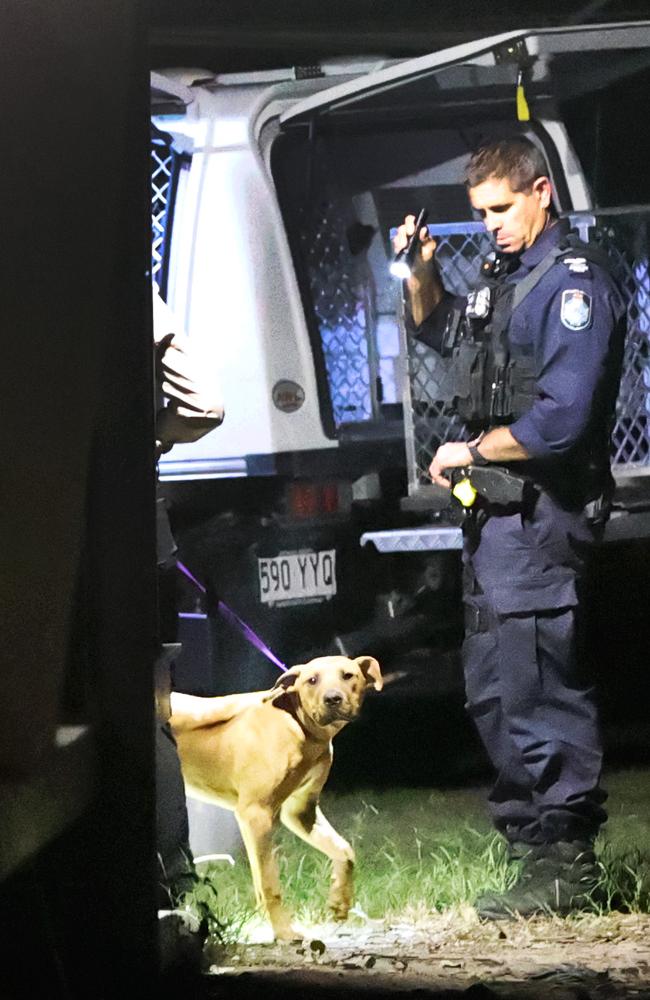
[271,124,480,435]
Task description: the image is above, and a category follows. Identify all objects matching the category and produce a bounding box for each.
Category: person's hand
[393,215,444,325]
[428,441,473,489]
[393,214,437,271]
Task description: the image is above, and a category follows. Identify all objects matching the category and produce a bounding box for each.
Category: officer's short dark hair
[464,137,550,192]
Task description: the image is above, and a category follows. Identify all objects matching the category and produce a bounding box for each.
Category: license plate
[258,550,336,605]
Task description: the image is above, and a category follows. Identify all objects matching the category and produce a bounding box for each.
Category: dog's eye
[308,675,319,685]
[342,671,354,681]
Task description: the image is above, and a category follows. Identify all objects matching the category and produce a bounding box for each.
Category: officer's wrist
[468,444,490,466]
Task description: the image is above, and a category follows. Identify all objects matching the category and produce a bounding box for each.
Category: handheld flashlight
[390,207,429,279]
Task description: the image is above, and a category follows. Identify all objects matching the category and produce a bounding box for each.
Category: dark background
[149,1,650,73]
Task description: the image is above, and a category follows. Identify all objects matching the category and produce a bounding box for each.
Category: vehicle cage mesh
[402,217,650,494]
[591,214,650,470]
[151,128,179,296]
[299,200,377,426]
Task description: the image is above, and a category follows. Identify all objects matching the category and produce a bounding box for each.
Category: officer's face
[468,175,552,255]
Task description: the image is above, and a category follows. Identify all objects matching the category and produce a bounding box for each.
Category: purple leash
[176,560,287,672]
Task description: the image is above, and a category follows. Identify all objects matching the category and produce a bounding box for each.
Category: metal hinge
[294,65,325,80]
[493,37,533,68]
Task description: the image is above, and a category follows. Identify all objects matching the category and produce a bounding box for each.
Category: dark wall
[0,1,158,995]
[561,64,650,208]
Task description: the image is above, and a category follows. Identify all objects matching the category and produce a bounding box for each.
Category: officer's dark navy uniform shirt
[415,219,627,510]
[504,220,627,508]
[411,218,627,616]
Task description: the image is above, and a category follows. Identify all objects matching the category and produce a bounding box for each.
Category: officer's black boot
[475,840,602,920]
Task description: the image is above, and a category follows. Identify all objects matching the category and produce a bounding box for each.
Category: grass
[186,767,650,939]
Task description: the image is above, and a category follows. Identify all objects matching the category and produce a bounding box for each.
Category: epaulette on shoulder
[561,255,591,275]
[561,233,613,274]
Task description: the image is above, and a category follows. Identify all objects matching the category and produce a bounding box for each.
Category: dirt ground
[201,910,650,999]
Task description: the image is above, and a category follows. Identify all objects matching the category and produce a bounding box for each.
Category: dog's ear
[264,668,301,700]
[355,655,383,691]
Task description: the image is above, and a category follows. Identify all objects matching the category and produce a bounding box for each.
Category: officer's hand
[429,441,473,489]
[393,214,437,265]
[393,215,445,326]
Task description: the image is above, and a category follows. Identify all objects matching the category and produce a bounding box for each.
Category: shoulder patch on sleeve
[562,256,590,275]
[560,288,592,331]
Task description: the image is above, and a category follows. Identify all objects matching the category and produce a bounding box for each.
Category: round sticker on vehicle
[272,380,305,413]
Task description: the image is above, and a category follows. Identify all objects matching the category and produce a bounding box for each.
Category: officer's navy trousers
[462,490,607,846]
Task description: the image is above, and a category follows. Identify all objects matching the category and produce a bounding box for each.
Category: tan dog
[169,655,383,940]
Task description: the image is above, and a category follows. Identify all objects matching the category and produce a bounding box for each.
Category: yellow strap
[516,71,530,122]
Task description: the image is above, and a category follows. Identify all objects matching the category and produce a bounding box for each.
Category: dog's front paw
[269,907,304,942]
[273,921,304,942]
[328,861,353,921]
[328,898,351,922]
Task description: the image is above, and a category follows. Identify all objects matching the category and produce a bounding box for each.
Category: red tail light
[321,483,338,514]
[288,481,339,518]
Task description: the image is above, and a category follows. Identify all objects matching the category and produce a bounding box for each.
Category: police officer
[395,137,627,918]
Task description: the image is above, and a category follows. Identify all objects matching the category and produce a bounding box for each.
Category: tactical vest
[441,235,612,430]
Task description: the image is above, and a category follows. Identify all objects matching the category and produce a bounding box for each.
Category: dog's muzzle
[318,689,357,724]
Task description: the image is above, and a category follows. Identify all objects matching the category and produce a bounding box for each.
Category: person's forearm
[406,270,446,326]
[428,427,531,488]
[475,427,531,463]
